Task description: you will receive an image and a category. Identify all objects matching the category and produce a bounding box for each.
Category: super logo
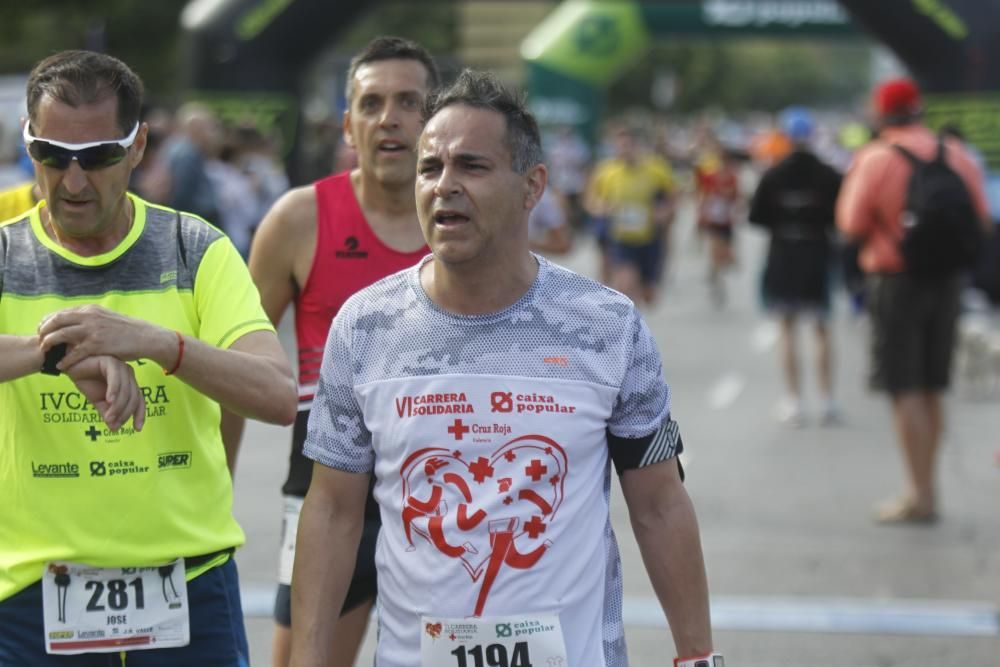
[158,451,192,470]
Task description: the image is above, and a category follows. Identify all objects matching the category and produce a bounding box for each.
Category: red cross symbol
[524,515,547,538]
[448,419,470,440]
[468,456,495,483]
[524,459,548,481]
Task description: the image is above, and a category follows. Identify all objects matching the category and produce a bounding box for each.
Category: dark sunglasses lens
[28,141,126,170]
[28,141,72,169]
[76,144,127,170]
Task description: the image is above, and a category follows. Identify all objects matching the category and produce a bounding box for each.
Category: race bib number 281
[42,560,190,654]
[421,614,567,667]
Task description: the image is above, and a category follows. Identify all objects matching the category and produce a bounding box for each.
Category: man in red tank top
[231,36,439,666]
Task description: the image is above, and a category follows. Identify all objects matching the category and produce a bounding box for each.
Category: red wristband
[164,330,184,375]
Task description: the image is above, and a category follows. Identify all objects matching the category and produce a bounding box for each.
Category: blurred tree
[0,0,189,103]
[333,0,458,55]
[1,1,460,104]
[608,39,871,115]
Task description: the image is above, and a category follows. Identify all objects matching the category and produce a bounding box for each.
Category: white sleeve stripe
[640,419,679,468]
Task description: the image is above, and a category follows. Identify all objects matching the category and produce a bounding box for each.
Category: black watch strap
[40,343,67,376]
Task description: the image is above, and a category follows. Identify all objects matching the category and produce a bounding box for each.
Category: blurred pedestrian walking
[164,102,221,224]
[749,107,843,426]
[836,77,991,523]
[695,143,743,307]
[528,184,572,255]
[545,124,591,229]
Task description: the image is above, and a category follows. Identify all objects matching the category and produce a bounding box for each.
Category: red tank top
[295,172,428,408]
[697,166,740,227]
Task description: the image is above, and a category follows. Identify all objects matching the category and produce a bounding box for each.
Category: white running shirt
[304,255,676,667]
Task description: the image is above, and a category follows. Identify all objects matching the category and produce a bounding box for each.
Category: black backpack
[892,137,983,277]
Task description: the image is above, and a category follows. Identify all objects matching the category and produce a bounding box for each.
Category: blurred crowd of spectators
[0,102,289,259]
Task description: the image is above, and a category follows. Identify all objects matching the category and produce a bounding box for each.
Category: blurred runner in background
[586,123,675,306]
[749,107,843,426]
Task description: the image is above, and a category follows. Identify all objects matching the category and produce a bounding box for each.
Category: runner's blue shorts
[608,237,663,285]
[0,558,249,667]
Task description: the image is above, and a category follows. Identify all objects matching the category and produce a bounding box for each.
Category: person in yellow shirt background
[0,180,39,222]
[586,123,675,306]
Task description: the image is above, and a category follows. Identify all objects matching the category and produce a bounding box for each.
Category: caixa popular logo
[158,451,192,471]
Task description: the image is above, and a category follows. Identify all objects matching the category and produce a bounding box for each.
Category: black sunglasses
[23,122,139,171]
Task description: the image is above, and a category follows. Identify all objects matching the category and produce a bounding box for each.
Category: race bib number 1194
[421,614,567,667]
[450,642,533,667]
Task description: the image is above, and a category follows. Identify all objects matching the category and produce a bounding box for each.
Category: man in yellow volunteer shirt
[0,50,297,665]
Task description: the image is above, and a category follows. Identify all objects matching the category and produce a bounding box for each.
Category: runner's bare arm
[249,186,319,326]
[290,463,370,666]
[0,334,43,382]
[167,329,295,424]
[37,308,296,425]
[621,457,714,659]
[221,186,318,472]
[0,335,145,431]
[835,147,885,240]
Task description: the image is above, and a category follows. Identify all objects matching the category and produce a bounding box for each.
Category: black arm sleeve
[608,417,684,478]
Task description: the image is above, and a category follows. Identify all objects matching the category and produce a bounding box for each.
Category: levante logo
[32,461,80,478]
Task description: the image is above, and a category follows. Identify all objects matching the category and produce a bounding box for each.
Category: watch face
[41,343,68,375]
[713,657,725,667]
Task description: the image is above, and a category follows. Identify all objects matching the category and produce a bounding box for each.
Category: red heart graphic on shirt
[400,434,568,616]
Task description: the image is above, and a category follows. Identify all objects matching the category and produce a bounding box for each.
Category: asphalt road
[232,209,1000,666]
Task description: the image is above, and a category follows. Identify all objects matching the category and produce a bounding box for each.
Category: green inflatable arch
[520,0,856,141]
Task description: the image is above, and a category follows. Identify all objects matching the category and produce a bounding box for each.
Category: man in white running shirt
[291,69,723,667]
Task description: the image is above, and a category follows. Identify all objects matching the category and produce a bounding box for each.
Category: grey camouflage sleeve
[302,308,375,473]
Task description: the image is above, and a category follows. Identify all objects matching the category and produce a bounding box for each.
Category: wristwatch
[40,343,67,376]
[675,654,725,667]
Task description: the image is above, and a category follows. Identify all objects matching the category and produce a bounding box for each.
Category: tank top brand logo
[335,236,368,259]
